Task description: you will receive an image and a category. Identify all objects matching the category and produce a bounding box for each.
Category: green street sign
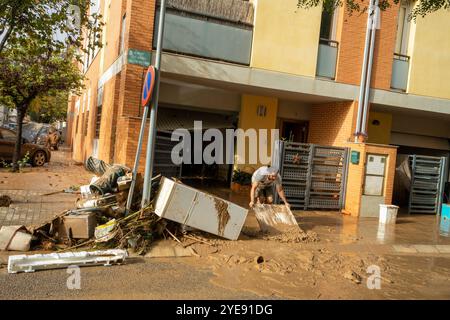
[127,49,152,67]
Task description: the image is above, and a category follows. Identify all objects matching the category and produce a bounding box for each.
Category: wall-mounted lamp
[256,105,267,117]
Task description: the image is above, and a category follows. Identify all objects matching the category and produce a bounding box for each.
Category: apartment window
[84,49,89,73]
[395,0,411,55]
[319,7,339,40]
[91,18,101,60]
[90,32,96,61]
[75,100,80,133]
[119,14,126,54]
[317,7,340,79]
[84,111,90,136]
[75,114,80,133]
[82,0,101,70]
[95,86,104,138]
[95,106,102,138]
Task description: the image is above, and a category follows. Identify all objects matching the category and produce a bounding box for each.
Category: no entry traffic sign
[141,65,156,107]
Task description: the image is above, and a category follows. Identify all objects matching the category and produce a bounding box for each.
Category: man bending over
[249,166,290,209]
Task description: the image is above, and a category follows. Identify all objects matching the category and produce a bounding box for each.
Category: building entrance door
[280,120,309,143]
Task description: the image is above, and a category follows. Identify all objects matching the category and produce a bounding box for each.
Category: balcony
[390,53,410,91]
[316,38,339,79]
[153,0,254,65]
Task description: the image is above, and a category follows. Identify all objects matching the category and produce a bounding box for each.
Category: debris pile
[0,157,155,256]
[0,195,12,207]
[1,156,314,276]
[1,157,251,258]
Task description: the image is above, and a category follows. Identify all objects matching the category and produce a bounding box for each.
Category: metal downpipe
[354,0,375,142]
[361,0,379,137]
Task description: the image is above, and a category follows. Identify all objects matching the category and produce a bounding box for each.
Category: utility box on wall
[351,150,360,165]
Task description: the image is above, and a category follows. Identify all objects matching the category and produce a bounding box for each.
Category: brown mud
[214,198,230,237]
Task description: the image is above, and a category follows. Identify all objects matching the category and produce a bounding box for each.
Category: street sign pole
[125,102,149,214]
[125,65,156,214]
[141,0,167,207]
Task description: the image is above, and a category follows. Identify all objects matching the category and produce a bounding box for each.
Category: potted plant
[231,169,252,193]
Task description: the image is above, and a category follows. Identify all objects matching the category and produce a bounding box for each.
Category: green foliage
[0,0,103,171]
[1,152,30,171]
[297,0,395,15]
[297,0,450,19]
[412,0,450,18]
[0,0,103,59]
[232,169,252,185]
[0,40,84,109]
[29,90,70,123]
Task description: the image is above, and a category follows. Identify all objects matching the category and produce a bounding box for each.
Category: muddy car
[0,128,51,166]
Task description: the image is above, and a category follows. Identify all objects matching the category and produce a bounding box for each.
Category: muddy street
[1,210,449,299]
[0,150,449,300]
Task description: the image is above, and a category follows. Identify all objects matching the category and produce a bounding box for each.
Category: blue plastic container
[440,204,450,237]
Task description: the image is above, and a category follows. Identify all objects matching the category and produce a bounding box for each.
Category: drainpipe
[361,0,380,137]
[354,0,375,142]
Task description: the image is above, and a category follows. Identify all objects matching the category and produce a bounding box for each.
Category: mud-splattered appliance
[154,177,248,240]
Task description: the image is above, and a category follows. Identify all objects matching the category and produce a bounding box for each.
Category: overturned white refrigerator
[154,177,248,240]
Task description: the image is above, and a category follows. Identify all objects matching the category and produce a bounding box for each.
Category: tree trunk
[12,107,25,172]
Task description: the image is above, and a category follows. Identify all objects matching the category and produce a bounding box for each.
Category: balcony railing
[316,38,339,79]
[153,2,253,65]
[391,53,410,91]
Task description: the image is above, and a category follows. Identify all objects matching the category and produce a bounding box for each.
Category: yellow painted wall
[367,111,392,145]
[250,0,322,77]
[237,94,278,170]
[408,8,450,99]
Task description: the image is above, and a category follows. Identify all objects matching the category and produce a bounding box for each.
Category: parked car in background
[22,122,51,145]
[0,128,51,166]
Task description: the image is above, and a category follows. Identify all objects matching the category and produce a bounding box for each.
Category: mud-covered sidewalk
[0,148,91,227]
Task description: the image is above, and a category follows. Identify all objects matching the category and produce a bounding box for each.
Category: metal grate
[307,146,347,210]
[272,141,349,210]
[408,155,446,214]
[153,133,182,179]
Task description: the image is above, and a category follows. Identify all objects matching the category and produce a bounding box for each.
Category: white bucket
[379,204,399,224]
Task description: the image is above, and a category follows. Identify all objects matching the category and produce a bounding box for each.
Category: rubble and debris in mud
[89,165,129,195]
[61,212,97,239]
[41,186,80,197]
[117,175,132,191]
[8,249,128,274]
[0,226,32,251]
[0,195,12,207]
[154,177,248,240]
[343,270,363,284]
[85,156,110,176]
[3,156,320,277]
